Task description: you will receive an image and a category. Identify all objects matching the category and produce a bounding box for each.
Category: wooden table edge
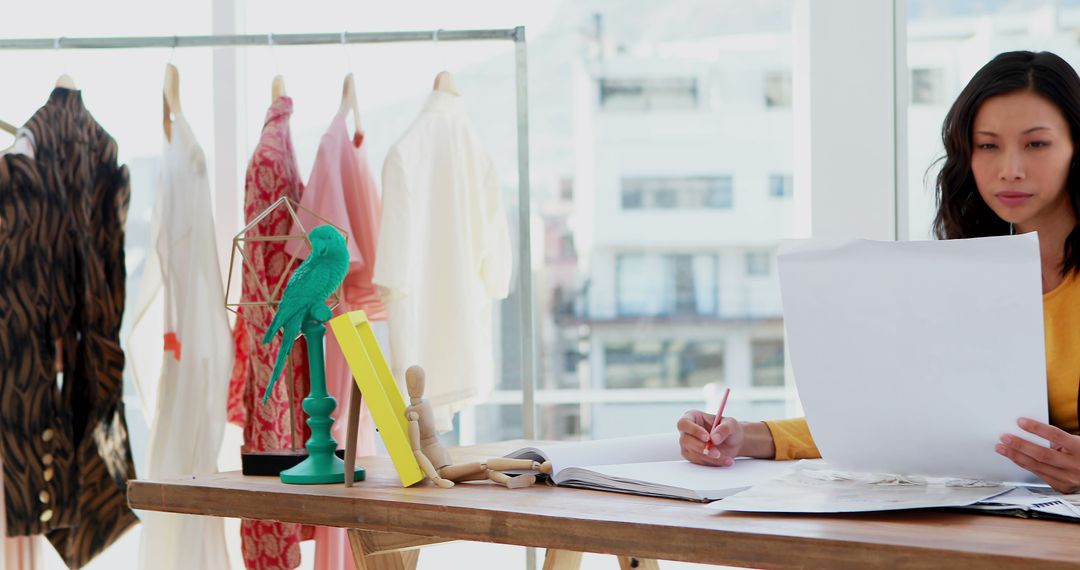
[127,478,1076,569]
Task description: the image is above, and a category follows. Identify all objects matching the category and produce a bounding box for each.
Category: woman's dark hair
[933,50,1080,276]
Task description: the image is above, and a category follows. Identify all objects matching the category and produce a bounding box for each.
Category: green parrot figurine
[262,224,350,403]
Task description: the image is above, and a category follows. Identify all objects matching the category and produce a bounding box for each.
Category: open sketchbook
[504,433,795,502]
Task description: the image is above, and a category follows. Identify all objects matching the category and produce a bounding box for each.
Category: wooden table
[128,441,1080,569]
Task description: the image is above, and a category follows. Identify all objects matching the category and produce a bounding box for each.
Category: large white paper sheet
[709,461,1010,513]
[777,233,1048,482]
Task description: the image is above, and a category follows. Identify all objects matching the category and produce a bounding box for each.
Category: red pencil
[703,387,731,453]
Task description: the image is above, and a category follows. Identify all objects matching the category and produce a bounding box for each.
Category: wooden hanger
[433,70,459,96]
[339,72,362,135]
[0,120,16,135]
[272,74,287,102]
[162,63,181,141]
[55,74,76,89]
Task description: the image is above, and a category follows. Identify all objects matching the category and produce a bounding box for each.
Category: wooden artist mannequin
[406,366,551,488]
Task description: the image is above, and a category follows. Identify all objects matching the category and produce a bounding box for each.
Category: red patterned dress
[227,96,313,570]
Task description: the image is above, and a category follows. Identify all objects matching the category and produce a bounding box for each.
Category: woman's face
[970,90,1075,232]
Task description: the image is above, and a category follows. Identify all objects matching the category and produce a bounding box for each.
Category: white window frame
[789,0,908,416]
[793,0,906,243]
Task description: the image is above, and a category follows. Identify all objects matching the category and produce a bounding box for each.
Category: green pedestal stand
[280,306,365,485]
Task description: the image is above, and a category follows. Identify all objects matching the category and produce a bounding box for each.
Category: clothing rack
[0,28,538,441]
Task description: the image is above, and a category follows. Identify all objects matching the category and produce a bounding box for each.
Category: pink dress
[285,112,386,568]
[227,96,314,570]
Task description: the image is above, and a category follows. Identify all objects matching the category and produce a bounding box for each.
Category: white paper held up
[776,233,1048,482]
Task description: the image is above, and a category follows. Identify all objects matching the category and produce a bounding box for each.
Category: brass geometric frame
[225,196,349,317]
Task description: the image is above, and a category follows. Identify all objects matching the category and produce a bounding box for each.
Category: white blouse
[374,91,512,431]
[127,114,232,569]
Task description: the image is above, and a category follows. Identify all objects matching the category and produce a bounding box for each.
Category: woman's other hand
[996,417,1080,493]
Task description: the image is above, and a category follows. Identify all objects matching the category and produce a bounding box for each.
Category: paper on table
[777,233,1048,483]
[709,461,1010,513]
[965,487,1080,520]
[564,458,798,501]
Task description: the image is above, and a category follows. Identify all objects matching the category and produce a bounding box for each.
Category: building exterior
[528,23,796,441]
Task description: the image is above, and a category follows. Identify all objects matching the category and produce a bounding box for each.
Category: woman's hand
[996,417,1080,493]
[677,410,744,467]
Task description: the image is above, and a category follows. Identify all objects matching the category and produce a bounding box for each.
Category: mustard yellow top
[765,271,1080,460]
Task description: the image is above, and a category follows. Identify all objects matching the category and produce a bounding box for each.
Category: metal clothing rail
[0,27,538,441]
[0,29,520,49]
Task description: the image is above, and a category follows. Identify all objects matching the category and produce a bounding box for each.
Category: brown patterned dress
[20,88,138,568]
[0,152,79,537]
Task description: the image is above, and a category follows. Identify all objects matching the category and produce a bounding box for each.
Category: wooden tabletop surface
[127,441,1080,569]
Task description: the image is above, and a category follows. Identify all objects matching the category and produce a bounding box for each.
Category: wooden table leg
[347,529,453,570]
[344,382,362,488]
[617,557,660,570]
[542,549,583,570]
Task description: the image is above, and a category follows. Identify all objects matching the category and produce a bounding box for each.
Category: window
[679,341,726,387]
[616,253,719,317]
[670,255,697,314]
[564,350,580,373]
[559,176,574,201]
[604,339,725,389]
[622,188,644,209]
[746,251,771,277]
[911,68,944,105]
[752,339,785,387]
[559,234,576,260]
[615,254,655,316]
[764,70,792,108]
[547,404,581,439]
[620,176,733,209]
[653,187,678,209]
[769,174,792,198]
[705,177,734,208]
[459,4,795,502]
[553,286,575,317]
[599,77,699,111]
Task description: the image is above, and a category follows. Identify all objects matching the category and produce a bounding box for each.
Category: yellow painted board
[329,311,424,487]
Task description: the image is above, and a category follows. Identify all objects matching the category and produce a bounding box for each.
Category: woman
[678,50,1080,493]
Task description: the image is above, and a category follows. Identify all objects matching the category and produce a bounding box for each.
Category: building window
[621,176,733,210]
[622,188,644,209]
[616,254,657,317]
[653,187,678,209]
[746,251,771,277]
[751,339,785,387]
[559,234,576,260]
[705,177,733,208]
[564,350,580,373]
[911,68,944,105]
[559,176,574,201]
[769,174,792,198]
[679,341,726,387]
[616,253,718,317]
[604,339,725,389]
[764,70,792,108]
[599,77,699,111]
[670,255,697,315]
[553,286,575,317]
